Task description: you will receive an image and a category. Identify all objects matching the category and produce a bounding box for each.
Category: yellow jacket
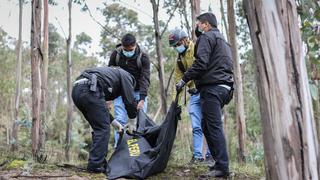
[172,41,196,101]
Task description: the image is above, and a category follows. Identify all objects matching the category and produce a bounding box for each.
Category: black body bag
[107,99,181,179]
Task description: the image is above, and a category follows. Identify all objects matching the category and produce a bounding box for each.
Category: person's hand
[188,88,198,95]
[111,119,124,133]
[125,118,137,134]
[106,101,112,110]
[176,79,186,93]
[137,100,145,110]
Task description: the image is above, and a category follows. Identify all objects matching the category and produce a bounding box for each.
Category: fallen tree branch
[56,163,87,172]
[11,174,72,178]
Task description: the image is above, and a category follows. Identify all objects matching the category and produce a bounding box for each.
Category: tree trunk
[243,0,319,179]
[31,0,42,158]
[223,109,231,159]
[65,0,73,161]
[311,64,320,147]
[190,0,200,42]
[219,0,229,41]
[39,0,49,152]
[181,0,192,37]
[150,0,167,114]
[227,0,246,163]
[11,0,23,152]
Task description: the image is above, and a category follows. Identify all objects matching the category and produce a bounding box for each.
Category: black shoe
[87,166,106,173]
[206,169,229,178]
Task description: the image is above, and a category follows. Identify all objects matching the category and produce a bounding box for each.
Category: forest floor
[0,158,264,180]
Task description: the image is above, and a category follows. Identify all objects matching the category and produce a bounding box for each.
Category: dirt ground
[0,161,263,180]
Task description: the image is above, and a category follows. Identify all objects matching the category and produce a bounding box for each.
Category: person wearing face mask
[176,13,234,178]
[108,33,150,146]
[168,28,214,166]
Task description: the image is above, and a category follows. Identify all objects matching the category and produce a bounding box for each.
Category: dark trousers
[72,84,110,169]
[200,85,230,172]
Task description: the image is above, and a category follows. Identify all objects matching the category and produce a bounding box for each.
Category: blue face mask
[122,49,135,57]
[175,44,186,54]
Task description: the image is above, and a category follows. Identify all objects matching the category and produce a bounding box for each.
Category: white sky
[0,0,222,60]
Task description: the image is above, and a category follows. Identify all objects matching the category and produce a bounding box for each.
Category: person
[108,33,150,145]
[168,28,212,164]
[72,66,138,173]
[176,12,234,178]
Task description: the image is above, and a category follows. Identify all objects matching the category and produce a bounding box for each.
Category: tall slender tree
[227,0,246,163]
[11,0,24,151]
[190,0,200,41]
[30,0,42,158]
[150,0,167,114]
[39,0,49,152]
[244,0,319,179]
[65,0,73,161]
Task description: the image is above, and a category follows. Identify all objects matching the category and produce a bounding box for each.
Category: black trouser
[72,83,110,169]
[200,85,230,172]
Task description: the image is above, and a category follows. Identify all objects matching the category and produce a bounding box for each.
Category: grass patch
[4,160,26,170]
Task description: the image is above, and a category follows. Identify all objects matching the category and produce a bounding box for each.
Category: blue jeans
[189,93,210,159]
[113,91,148,146]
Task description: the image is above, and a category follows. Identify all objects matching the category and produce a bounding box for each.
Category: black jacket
[79,67,137,119]
[182,28,234,88]
[108,44,150,100]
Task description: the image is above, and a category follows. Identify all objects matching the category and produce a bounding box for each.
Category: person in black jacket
[72,66,137,173]
[176,13,234,178]
[108,33,150,146]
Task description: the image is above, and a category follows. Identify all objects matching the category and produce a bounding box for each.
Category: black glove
[188,88,198,95]
[176,79,186,93]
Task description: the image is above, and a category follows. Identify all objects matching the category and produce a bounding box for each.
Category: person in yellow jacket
[169,28,213,164]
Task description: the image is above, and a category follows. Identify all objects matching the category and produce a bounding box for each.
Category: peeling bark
[243,0,319,179]
[31,0,42,158]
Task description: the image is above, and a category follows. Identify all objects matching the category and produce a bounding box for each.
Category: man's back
[185,28,234,88]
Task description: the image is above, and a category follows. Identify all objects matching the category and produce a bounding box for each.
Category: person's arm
[184,54,196,89]
[138,53,150,101]
[182,35,215,83]
[120,73,137,119]
[108,50,117,67]
[172,61,184,100]
[120,71,137,119]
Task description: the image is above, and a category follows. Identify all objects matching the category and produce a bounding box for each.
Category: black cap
[196,12,217,28]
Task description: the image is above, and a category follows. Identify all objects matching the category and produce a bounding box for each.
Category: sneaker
[189,157,204,165]
[204,155,215,168]
[206,169,229,178]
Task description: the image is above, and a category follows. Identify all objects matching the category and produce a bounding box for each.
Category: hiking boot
[206,169,229,178]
